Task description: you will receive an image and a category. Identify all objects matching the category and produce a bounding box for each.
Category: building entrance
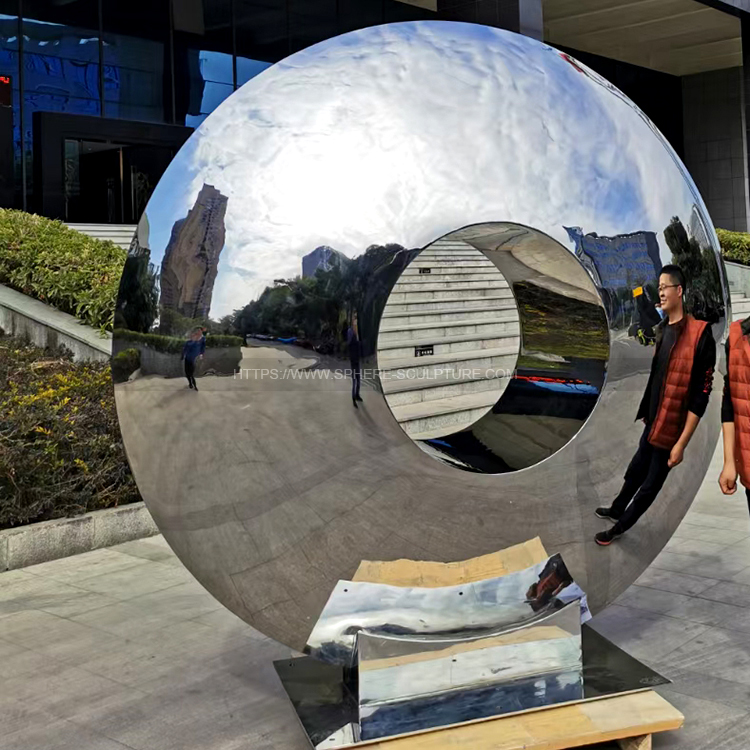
[64,139,174,224]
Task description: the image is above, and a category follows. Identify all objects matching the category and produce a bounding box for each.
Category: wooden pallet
[360,689,682,750]
[352,539,684,750]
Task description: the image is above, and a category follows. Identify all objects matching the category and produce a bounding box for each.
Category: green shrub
[114,329,183,354]
[0,334,140,529]
[716,228,750,266]
[114,329,243,353]
[206,334,244,348]
[111,348,141,383]
[0,209,126,332]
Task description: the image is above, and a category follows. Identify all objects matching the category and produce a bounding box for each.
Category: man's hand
[668,443,684,468]
[199,354,204,360]
[719,464,738,495]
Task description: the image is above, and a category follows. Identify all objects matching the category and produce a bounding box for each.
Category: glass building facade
[0,0,699,225]
[0,0,438,222]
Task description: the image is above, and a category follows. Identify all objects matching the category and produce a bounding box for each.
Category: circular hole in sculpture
[376,223,610,474]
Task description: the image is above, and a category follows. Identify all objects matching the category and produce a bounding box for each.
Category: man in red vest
[718,316,750,506]
[595,265,716,546]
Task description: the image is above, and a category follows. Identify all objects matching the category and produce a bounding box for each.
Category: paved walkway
[2,441,750,749]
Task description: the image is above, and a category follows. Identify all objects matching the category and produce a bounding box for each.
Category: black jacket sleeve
[722,337,735,423]
[687,325,715,418]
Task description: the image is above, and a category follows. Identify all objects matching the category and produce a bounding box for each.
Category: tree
[114,252,159,333]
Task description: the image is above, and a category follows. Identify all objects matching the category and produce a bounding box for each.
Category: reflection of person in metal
[630,286,661,346]
[718,315,750,512]
[347,313,363,409]
[181,326,205,391]
[525,555,572,611]
[595,265,715,545]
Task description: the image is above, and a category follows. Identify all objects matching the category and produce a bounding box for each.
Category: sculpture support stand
[275,540,684,750]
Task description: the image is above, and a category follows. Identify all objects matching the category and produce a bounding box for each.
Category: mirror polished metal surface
[114,20,729,650]
[306,553,588,666]
[357,602,583,741]
[274,622,668,749]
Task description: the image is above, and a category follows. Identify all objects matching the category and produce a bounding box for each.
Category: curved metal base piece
[275,625,668,749]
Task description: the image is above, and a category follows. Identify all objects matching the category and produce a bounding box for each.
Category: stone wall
[683,67,750,233]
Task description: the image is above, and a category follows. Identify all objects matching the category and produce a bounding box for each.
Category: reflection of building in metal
[565,227,661,293]
[377,240,519,440]
[688,204,710,249]
[128,214,150,257]
[301,245,350,277]
[159,184,227,321]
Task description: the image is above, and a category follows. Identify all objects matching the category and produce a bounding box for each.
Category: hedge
[111,348,141,384]
[0,209,126,332]
[114,328,243,353]
[0,333,140,529]
[717,228,750,266]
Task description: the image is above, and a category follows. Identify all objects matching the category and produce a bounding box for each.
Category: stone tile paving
[2,445,750,749]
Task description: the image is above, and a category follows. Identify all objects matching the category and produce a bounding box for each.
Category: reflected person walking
[182,326,205,391]
[347,313,363,409]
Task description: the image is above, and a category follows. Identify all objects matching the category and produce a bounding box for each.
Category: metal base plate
[274,624,669,749]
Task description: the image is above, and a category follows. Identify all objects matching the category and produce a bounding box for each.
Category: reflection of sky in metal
[143,20,710,320]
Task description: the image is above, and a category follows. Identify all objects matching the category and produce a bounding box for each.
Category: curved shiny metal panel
[114,21,728,650]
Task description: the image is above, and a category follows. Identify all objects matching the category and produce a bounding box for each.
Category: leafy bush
[0,209,126,331]
[114,328,243,353]
[111,348,141,383]
[717,228,750,266]
[0,334,140,528]
[206,334,244,348]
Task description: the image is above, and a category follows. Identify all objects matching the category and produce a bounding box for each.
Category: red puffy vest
[728,320,750,486]
[648,315,708,450]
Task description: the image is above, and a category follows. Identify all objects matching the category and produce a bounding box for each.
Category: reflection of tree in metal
[664,215,725,325]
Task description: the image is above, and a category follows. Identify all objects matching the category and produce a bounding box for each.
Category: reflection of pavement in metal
[378,240,519,440]
[241,344,318,371]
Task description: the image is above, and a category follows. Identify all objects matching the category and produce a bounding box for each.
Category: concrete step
[382,301,518,320]
[396,272,509,284]
[378,345,518,375]
[379,316,518,343]
[385,370,511,406]
[66,223,136,250]
[392,390,504,437]
[379,330,521,359]
[387,286,513,304]
[415,250,487,260]
[408,259,495,270]
[391,279,508,292]
[733,295,750,321]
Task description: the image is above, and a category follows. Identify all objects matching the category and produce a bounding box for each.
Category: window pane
[289,0,336,53]
[0,8,20,207]
[21,12,102,202]
[102,0,170,123]
[236,56,271,87]
[235,0,288,63]
[102,34,165,123]
[337,0,384,33]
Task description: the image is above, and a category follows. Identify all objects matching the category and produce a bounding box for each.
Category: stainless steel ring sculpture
[114,20,729,650]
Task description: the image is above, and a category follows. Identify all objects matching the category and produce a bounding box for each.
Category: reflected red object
[0,76,10,107]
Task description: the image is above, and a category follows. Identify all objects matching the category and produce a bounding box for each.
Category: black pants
[184,359,197,388]
[746,487,750,515]
[610,425,672,533]
[351,363,361,400]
